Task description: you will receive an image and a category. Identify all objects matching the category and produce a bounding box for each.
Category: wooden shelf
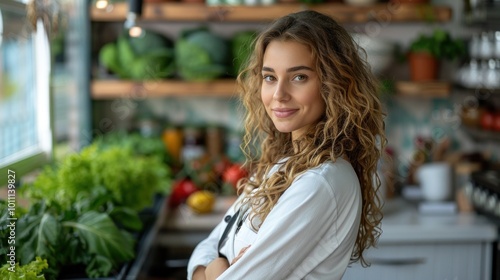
[395,81,451,98]
[91,79,238,99]
[92,79,455,99]
[462,126,500,142]
[90,3,452,23]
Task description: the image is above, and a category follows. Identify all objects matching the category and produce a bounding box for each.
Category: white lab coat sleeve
[216,173,338,280]
[186,199,240,280]
[186,219,225,280]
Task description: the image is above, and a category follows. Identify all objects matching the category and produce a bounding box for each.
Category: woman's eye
[263,75,275,82]
[293,74,307,81]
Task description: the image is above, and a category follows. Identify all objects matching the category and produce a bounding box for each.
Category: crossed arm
[192,246,250,280]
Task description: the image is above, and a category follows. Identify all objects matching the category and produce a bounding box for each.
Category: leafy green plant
[409,29,466,60]
[0,257,48,280]
[23,135,172,212]
[8,134,174,279]
[9,200,136,279]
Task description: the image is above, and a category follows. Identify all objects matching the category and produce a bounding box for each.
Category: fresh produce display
[97,28,258,82]
[25,140,172,212]
[168,178,199,208]
[222,163,248,191]
[167,152,248,213]
[3,134,174,279]
[186,191,216,214]
[99,29,175,80]
[175,28,230,81]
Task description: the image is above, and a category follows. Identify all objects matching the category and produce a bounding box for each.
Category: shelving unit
[90,2,452,23]
[90,2,454,99]
[395,81,451,98]
[91,79,238,99]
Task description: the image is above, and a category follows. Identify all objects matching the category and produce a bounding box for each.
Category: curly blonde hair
[236,10,386,266]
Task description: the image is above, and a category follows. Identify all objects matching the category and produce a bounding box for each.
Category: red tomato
[168,179,198,208]
[222,164,248,189]
[480,111,494,130]
[493,113,500,132]
[213,155,231,177]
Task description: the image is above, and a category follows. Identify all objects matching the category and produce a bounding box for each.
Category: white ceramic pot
[417,162,452,201]
[351,33,395,76]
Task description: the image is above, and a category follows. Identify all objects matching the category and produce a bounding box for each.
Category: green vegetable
[10,134,173,278]
[99,43,129,79]
[117,35,136,74]
[18,212,60,265]
[90,146,168,211]
[0,257,48,280]
[128,29,173,56]
[99,30,175,80]
[10,199,136,279]
[63,211,135,269]
[185,31,229,65]
[129,49,175,80]
[175,28,229,81]
[23,135,172,212]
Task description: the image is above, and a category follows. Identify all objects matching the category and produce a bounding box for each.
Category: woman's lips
[272,108,298,118]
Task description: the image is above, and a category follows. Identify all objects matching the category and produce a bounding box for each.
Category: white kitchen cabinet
[159,197,496,280]
[341,198,496,280]
[343,242,491,280]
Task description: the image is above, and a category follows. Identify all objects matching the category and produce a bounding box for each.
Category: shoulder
[292,158,360,199]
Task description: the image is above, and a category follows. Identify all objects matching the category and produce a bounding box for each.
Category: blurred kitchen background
[2,0,500,279]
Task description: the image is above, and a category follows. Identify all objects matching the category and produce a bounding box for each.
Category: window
[0,0,52,183]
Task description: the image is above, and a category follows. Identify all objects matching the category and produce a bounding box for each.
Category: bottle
[181,126,206,163]
[205,125,224,159]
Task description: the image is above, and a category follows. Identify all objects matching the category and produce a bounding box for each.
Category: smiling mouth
[272,109,298,118]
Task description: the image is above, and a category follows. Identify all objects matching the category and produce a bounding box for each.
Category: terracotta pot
[408,52,439,81]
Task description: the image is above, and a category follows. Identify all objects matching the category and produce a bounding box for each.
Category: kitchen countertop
[161,196,498,244]
[378,198,497,244]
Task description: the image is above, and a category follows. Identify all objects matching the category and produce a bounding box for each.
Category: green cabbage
[99,29,175,80]
[175,28,229,81]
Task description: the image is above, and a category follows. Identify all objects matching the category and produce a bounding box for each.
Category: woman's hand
[205,257,230,280]
[203,246,250,279]
[193,266,206,280]
[231,245,251,265]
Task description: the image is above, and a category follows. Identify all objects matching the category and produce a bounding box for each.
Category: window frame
[0,0,53,184]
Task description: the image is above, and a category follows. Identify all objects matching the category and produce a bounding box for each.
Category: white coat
[187,157,362,280]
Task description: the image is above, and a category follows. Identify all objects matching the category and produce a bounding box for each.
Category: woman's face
[261,40,325,140]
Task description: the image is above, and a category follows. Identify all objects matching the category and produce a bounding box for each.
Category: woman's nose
[273,81,290,101]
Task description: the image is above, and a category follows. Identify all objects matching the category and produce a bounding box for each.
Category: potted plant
[408,29,466,81]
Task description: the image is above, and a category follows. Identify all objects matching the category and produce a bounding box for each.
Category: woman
[187,10,385,280]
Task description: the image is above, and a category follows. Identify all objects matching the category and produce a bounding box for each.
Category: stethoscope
[218,204,250,259]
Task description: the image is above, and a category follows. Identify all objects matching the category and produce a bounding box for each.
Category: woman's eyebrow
[261,66,314,72]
